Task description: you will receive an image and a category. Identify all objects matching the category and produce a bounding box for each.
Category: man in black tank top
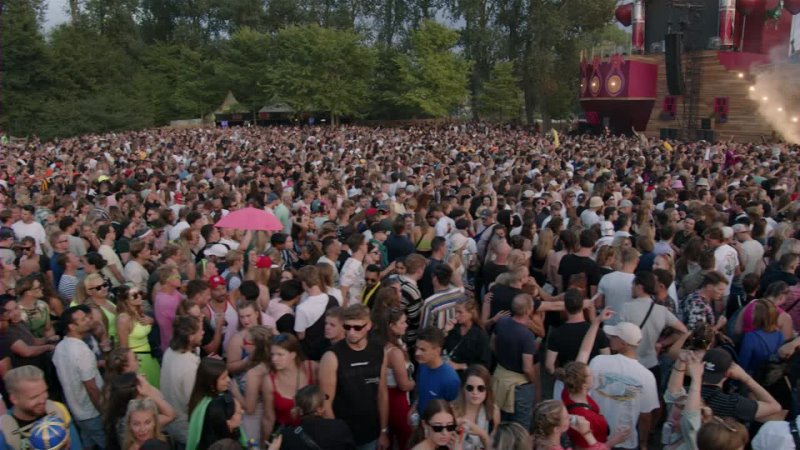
[319,304,390,450]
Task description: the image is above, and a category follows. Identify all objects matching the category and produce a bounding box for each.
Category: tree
[451,0,499,119]
[477,61,522,122]
[519,0,615,126]
[395,20,471,117]
[140,43,222,122]
[1,0,51,136]
[215,27,272,120]
[264,25,376,124]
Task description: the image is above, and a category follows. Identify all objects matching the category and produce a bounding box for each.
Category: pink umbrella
[214,207,283,231]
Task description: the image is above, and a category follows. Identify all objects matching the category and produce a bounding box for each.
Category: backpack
[301,295,339,361]
[0,401,73,450]
[753,332,791,387]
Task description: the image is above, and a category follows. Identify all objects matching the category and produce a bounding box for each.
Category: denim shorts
[76,415,106,449]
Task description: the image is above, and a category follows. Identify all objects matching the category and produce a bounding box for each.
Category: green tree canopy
[264,25,376,124]
[395,20,471,118]
[477,61,522,122]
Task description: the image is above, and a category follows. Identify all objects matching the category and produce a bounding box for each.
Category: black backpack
[301,295,339,361]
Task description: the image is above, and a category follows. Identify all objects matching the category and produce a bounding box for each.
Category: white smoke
[747,47,800,144]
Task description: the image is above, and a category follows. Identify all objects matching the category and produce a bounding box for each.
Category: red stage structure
[582,0,800,142]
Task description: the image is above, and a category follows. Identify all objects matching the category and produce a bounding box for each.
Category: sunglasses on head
[343,323,367,331]
[465,384,486,393]
[429,423,457,433]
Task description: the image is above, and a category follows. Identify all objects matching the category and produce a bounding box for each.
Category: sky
[44,0,70,30]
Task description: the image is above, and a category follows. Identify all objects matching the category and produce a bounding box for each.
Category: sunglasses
[465,384,486,393]
[343,323,367,331]
[21,246,33,251]
[88,283,109,291]
[429,423,457,433]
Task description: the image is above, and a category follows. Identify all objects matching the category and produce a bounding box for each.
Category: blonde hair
[752,299,779,332]
[696,416,748,450]
[492,422,531,450]
[532,400,565,447]
[534,228,554,260]
[122,398,164,450]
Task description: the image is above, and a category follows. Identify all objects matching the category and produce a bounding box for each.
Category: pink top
[155,290,184,351]
[741,301,785,333]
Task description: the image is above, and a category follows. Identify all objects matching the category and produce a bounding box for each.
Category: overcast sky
[44,0,70,30]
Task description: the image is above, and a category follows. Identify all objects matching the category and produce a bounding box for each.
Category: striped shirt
[419,287,465,331]
[58,274,78,303]
[399,276,422,347]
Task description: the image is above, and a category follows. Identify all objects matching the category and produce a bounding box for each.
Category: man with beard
[0,365,82,449]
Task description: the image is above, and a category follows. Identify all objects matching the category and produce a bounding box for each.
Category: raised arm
[577,308,613,363]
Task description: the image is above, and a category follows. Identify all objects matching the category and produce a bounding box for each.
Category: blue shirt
[739,329,784,375]
[416,361,460,414]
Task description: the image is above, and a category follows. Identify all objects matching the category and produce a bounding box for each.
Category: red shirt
[561,389,610,448]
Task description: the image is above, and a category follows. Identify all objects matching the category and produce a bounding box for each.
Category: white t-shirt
[741,240,765,276]
[589,354,659,449]
[168,220,190,241]
[294,293,331,333]
[98,244,124,286]
[435,216,456,237]
[52,337,104,420]
[340,258,365,305]
[11,221,47,255]
[124,260,149,294]
[160,348,200,443]
[580,209,601,229]
[598,271,636,325]
[714,244,739,296]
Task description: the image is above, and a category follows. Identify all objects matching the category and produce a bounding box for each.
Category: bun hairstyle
[291,385,325,419]
[554,361,590,395]
[532,400,566,445]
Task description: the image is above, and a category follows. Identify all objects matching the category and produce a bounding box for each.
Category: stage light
[793,117,799,123]
[749,86,756,92]
[762,96,769,102]
[778,107,783,112]
[738,72,745,78]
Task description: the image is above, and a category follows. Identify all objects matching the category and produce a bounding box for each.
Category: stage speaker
[701,118,712,130]
[665,33,684,96]
[660,128,678,140]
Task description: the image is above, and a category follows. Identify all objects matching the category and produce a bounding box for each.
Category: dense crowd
[0,124,798,450]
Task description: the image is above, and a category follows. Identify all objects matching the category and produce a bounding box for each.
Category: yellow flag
[552,129,560,148]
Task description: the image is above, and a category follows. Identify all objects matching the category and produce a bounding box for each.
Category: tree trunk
[69,0,80,22]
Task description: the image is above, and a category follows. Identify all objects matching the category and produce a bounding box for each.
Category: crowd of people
[0,123,798,450]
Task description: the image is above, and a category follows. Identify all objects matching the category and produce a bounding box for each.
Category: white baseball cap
[752,418,799,450]
[603,322,642,346]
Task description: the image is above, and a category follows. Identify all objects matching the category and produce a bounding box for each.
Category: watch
[380,427,389,434]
